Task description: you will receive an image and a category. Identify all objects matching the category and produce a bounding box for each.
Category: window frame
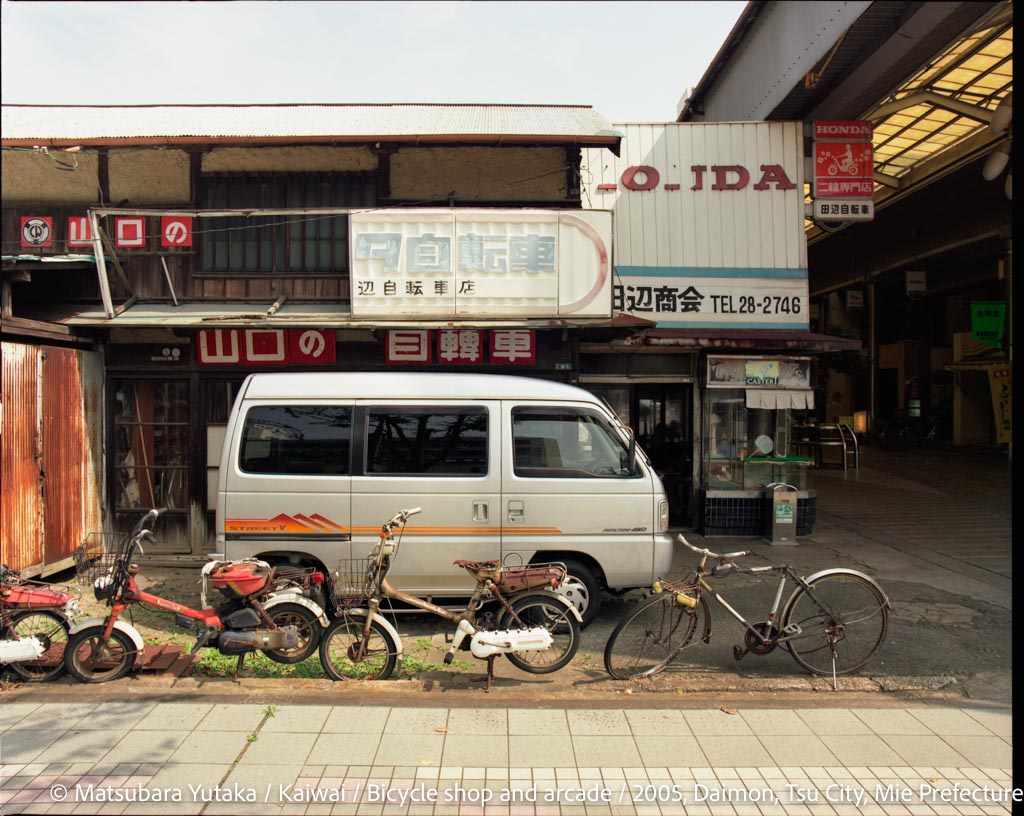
[362,405,489,478]
[197,171,379,276]
[238,405,353,476]
[511,405,641,480]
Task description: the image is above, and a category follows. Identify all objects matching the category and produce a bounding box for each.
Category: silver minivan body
[215,372,673,608]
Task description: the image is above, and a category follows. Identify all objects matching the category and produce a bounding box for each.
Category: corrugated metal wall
[1,341,104,576]
[40,346,104,571]
[1,343,43,570]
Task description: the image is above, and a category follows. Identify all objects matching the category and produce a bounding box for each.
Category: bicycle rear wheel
[603,592,703,680]
[783,573,888,676]
[3,610,70,682]
[499,593,580,673]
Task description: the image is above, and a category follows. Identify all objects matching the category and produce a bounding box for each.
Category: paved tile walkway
[0,702,1014,815]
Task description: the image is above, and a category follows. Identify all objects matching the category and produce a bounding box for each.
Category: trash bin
[764,482,798,545]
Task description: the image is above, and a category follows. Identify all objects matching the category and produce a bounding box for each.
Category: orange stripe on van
[226,513,350,534]
[227,518,561,536]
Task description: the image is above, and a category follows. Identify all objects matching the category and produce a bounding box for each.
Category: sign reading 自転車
[350,209,611,319]
[384,329,537,365]
[814,199,874,221]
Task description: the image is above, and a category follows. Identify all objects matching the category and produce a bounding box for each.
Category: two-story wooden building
[1,103,632,570]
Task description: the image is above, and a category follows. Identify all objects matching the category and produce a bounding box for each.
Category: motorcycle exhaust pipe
[217,626,299,655]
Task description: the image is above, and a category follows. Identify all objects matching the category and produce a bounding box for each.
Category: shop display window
[702,389,812,491]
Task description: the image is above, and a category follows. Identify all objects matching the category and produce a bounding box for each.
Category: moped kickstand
[470,655,497,693]
[231,653,246,683]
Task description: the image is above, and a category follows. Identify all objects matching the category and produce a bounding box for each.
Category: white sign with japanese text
[614,272,809,329]
[350,209,612,318]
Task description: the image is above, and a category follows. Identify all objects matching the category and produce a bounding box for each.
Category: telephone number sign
[613,275,808,327]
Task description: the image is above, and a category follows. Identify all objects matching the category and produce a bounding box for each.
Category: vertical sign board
[986,365,1012,444]
[580,122,809,328]
[349,209,612,319]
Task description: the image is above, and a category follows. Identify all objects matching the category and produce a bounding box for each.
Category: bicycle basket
[74,531,126,585]
[330,557,374,605]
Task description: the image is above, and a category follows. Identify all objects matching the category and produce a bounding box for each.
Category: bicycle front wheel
[604,592,702,680]
[318,613,397,681]
[499,593,580,673]
[783,573,888,676]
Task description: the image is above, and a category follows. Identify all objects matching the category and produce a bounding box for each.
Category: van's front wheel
[551,558,600,628]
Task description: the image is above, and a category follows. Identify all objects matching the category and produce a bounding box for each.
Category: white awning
[746,389,815,410]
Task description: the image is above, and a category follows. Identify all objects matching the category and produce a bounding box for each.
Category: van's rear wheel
[550,558,600,628]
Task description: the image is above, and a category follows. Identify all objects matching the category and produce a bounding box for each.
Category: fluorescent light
[990,93,1013,134]
[982,145,1010,180]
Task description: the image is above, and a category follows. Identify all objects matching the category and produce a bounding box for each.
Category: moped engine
[217,626,299,655]
[469,627,552,659]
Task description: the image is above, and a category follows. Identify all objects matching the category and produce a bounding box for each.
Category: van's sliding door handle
[472,500,489,524]
[507,500,524,524]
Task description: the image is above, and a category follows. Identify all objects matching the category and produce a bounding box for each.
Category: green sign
[971,301,1006,349]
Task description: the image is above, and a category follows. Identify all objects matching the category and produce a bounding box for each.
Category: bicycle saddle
[454,560,503,583]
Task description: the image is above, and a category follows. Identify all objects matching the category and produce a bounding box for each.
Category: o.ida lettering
[607,164,796,192]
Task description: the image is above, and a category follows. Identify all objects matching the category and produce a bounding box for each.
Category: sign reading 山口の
[581,122,810,330]
[349,209,612,319]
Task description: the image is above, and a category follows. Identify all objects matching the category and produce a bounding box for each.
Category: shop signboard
[812,142,874,197]
[613,270,808,329]
[20,216,53,248]
[385,329,537,366]
[706,355,812,389]
[350,209,612,319]
[197,329,336,366]
[986,365,1012,444]
[814,199,874,221]
[581,122,809,329]
[971,301,1006,348]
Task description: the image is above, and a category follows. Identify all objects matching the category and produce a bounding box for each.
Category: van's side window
[512,408,637,479]
[240,406,351,475]
[365,408,487,476]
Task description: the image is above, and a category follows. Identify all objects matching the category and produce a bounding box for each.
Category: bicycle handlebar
[677,534,751,561]
[381,507,422,535]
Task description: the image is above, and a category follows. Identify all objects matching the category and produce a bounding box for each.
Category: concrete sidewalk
[1,446,1013,815]
[0,701,1014,815]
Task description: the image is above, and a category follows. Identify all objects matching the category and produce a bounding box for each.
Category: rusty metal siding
[1,342,104,575]
[41,347,104,571]
[1,342,42,571]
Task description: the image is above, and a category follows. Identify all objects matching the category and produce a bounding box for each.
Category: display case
[702,388,813,491]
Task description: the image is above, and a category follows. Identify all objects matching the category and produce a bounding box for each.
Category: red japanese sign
[490,330,536,364]
[21,216,53,248]
[115,217,146,248]
[67,216,95,247]
[386,330,431,364]
[385,330,536,365]
[437,330,484,364]
[198,329,336,366]
[813,142,874,198]
[289,329,336,364]
[813,121,873,141]
[161,216,193,248]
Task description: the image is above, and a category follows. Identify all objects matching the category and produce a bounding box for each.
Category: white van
[214,372,672,625]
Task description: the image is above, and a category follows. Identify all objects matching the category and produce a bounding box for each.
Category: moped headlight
[658,500,670,533]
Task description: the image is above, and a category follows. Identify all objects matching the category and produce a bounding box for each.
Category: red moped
[65,509,329,682]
